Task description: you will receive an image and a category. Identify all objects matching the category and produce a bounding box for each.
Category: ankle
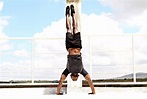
[65,6,70,16]
[70,5,75,16]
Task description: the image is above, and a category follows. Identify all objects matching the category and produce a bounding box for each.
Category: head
[70,73,79,81]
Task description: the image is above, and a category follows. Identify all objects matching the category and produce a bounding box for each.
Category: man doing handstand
[56,5,96,95]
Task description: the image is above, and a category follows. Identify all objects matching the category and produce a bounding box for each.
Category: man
[56,5,96,95]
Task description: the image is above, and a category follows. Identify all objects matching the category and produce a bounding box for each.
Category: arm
[56,74,67,94]
[85,74,96,94]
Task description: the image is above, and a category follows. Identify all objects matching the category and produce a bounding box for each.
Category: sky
[1,0,147,38]
[0,0,147,81]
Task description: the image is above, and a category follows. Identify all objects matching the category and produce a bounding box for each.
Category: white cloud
[99,0,147,20]
[53,0,60,2]
[98,0,147,35]
[0,1,3,11]
[0,1,11,36]
[33,13,124,38]
[49,0,59,2]
[126,10,147,35]
[49,0,64,3]
[32,13,137,79]
[0,61,32,80]
[81,13,123,35]
[14,49,29,57]
[0,17,10,39]
[0,3,11,51]
[0,43,10,51]
[33,18,65,38]
[0,16,10,51]
[1,4,147,79]
[0,16,11,33]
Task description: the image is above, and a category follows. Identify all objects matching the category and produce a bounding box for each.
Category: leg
[66,6,72,33]
[70,5,79,34]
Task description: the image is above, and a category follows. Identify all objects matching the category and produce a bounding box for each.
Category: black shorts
[62,68,88,77]
[66,32,82,50]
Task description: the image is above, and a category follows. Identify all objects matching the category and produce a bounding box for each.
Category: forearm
[85,74,96,94]
[56,80,63,94]
[88,79,95,94]
[56,74,66,94]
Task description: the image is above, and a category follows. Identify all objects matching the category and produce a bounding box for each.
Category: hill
[115,72,147,79]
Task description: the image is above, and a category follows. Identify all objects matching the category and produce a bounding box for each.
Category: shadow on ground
[43,87,67,95]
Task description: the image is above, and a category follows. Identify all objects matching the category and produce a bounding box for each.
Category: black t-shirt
[61,55,88,77]
[66,55,83,73]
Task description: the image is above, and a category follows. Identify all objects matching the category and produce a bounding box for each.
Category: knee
[66,28,72,33]
[66,26,70,30]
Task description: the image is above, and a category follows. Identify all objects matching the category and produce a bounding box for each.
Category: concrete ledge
[0,83,67,88]
[0,82,147,88]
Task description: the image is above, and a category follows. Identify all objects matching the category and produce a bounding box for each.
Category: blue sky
[1,0,65,37]
[1,0,139,37]
[1,0,147,80]
[0,0,111,37]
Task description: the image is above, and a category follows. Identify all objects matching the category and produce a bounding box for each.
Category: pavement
[0,87,147,99]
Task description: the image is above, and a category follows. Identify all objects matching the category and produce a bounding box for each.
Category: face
[70,73,79,81]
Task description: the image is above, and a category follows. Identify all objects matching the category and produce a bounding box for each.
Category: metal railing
[0,35,147,85]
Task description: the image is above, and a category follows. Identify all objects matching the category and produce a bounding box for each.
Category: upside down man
[56,5,96,95]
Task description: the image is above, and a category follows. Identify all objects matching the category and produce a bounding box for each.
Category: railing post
[31,38,34,83]
[132,35,136,83]
[89,35,92,78]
